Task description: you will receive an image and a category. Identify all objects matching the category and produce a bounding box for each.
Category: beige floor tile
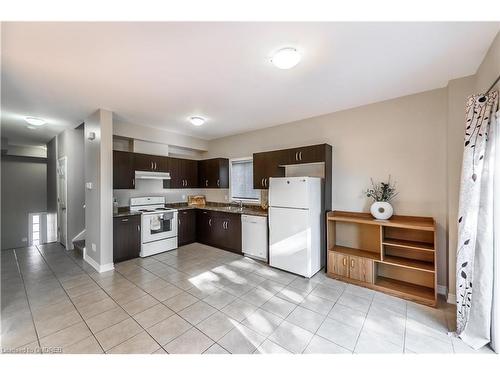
[268,321,313,353]
[286,306,325,333]
[316,318,361,351]
[328,303,367,330]
[304,335,351,354]
[39,321,92,349]
[163,292,198,312]
[107,331,160,354]
[76,297,118,320]
[85,306,129,333]
[121,295,159,315]
[203,290,237,309]
[299,294,335,315]
[64,335,104,354]
[354,330,403,353]
[203,343,230,354]
[36,309,83,338]
[146,314,192,346]
[254,339,291,354]
[336,292,372,314]
[164,327,214,354]
[178,301,217,325]
[196,311,238,341]
[261,296,297,319]
[95,318,144,351]
[133,304,175,328]
[221,299,258,322]
[241,308,283,337]
[217,323,266,354]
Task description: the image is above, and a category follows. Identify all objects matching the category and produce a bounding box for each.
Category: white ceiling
[1,22,499,146]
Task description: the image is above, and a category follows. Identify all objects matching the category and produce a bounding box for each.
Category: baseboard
[447,293,456,305]
[83,249,114,273]
[437,284,447,296]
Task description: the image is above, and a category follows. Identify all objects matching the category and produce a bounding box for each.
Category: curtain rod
[486,74,500,94]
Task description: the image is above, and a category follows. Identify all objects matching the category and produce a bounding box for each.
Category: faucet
[232,200,244,211]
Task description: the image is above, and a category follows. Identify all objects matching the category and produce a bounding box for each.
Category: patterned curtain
[456,90,498,349]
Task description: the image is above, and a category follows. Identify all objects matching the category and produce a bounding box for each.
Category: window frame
[229,157,260,204]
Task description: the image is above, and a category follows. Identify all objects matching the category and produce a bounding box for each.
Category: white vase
[370,201,393,220]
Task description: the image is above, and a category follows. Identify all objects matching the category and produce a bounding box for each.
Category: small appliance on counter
[130,196,178,257]
[187,195,206,206]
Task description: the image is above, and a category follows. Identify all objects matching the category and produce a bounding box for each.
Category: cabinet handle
[351,259,355,268]
[132,178,135,187]
[217,179,220,187]
[295,152,298,161]
[343,257,347,266]
[150,161,153,170]
[265,178,268,187]
[205,180,208,187]
[121,218,129,222]
[137,225,140,232]
[261,178,264,187]
[209,218,212,226]
[299,151,303,161]
[178,219,181,225]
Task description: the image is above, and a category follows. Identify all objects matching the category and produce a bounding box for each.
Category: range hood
[135,170,171,180]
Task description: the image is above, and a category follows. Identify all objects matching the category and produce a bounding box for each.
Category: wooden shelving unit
[327,210,437,307]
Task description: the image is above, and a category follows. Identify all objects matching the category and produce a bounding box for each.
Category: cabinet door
[349,256,374,283]
[164,157,182,188]
[196,210,211,245]
[127,216,141,260]
[113,151,135,189]
[223,213,242,253]
[178,210,196,246]
[134,153,154,171]
[253,152,268,189]
[216,158,229,188]
[113,216,141,263]
[331,252,349,277]
[185,159,199,188]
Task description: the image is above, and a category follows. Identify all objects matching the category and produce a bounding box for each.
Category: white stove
[130,197,178,257]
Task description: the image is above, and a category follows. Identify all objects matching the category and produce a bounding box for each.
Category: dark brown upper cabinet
[252,150,285,189]
[253,144,331,189]
[113,150,135,189]
[163,157,198,189]
[134,152,167,172]
[198,158,229,188]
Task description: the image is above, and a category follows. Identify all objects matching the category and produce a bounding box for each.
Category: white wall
[206,88,449,288]
[1,155,47,249]
[84,109,113,270]
[56,126,85,248]
[113,119,208,152]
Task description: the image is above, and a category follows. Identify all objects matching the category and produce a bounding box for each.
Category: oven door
[142,211,178,243]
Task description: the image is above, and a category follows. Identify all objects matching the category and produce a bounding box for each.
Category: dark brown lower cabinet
[178,209,196,246]
[195,210,242,254]
[113,215,141,263]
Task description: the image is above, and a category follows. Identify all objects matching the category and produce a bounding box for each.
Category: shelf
[383,238,434,252]
[375,276,435,304]
[327,211,435,231]
[329,246,380,261]
[378,256,435,273]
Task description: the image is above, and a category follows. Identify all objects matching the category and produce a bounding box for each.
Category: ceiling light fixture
[189,116,205,126]
[271,48,301,69]
[25,117,46,126]
[26,125,37,130]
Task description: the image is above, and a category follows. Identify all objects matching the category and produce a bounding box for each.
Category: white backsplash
[113,178,231,207]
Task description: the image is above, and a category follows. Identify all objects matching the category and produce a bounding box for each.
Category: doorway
[57,156,68,249]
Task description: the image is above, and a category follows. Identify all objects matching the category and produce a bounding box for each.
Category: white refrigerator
[268,177,322,278]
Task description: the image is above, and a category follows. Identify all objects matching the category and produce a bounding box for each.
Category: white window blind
[230,159,260,201]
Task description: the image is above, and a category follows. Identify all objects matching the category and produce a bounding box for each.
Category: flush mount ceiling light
[189,116,205,126]
[25,117,46,127]
[271,48,301,69]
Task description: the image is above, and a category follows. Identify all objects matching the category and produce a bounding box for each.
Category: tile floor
[1,242,494,354]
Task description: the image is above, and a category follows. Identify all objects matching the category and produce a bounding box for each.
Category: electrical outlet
[224,195,228,201]
[182,195,186,200]
[91,243,97,252]
[21,237,27,242]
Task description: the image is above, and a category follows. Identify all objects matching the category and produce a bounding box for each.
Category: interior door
[57,157,68,249]
[269,207,310,276]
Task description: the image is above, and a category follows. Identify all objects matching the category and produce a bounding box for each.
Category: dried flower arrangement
[365,176,398,202]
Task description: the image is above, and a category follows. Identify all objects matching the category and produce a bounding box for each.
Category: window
[230,158,260,202]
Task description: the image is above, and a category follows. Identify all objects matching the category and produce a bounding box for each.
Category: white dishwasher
[241,214,268,261]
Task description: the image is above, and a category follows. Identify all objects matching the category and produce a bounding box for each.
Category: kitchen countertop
[165,202,268,217]
[113,210,142,218]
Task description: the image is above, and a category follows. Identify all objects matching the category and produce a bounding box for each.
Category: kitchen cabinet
[328,251,374,283]
[252,144,332,189]
[198,158,229,188]
[178,209,196,246]
[196,210,242,253]
[134,152,167,172]
[113,215,141,263]
[164,157,198,189]
[252,150,285,189]
[113,151,135,189]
